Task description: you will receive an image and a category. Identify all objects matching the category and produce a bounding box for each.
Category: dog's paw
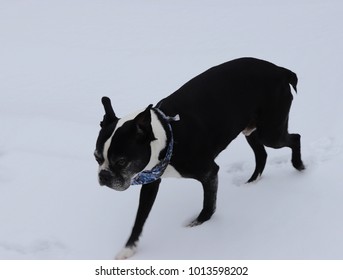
[246,173,262,184]
[187,219,203,227]
[115,246,137,260]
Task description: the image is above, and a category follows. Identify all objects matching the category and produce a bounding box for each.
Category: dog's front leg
[115,179,161,260]
[189,164,219,227]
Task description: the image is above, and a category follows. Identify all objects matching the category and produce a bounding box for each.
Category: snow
[0,0,343,260]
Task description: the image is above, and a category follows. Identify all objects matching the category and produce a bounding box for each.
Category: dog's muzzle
[98,170,130,191]
[98,170,113,186]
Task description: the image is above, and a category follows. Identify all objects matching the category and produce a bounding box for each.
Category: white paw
[115,246,137,260]
[187,219,203,227]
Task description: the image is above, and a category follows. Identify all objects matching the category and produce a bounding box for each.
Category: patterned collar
[130,107,179,185]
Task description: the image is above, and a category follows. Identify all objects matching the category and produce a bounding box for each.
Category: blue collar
[130,108,179,185]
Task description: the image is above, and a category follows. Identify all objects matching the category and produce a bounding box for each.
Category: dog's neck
[144,109,169,170]
[130,108,178,185]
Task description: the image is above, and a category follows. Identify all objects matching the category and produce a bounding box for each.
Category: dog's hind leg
[245,131,267,183]
[286,133,305,171]
[115,179,160,260]
[258,125,305,172]
[256,85,305,173]
[188,163,219,227]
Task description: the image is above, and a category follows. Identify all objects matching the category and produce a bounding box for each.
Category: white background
[0,0,342,260]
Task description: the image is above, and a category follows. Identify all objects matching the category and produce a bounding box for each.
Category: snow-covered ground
[1,0,342,259]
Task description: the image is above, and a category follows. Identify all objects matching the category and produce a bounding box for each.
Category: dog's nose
[99,170,113,185]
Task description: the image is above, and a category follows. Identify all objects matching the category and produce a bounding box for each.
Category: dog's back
[157,57,297,161]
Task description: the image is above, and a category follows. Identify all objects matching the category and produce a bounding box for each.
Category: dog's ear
[100,96,118,127]
[134,104,155,140]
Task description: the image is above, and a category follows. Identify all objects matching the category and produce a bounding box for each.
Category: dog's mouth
[99,179,131,191]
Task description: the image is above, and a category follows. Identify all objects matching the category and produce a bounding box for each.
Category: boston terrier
[94,57,305,259]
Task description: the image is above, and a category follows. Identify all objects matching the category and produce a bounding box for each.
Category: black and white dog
[94,57,305,259]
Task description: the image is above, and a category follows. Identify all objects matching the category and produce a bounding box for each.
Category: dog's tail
[283,68,298,93]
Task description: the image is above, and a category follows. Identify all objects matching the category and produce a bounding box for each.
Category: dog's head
[94,97,156,191]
